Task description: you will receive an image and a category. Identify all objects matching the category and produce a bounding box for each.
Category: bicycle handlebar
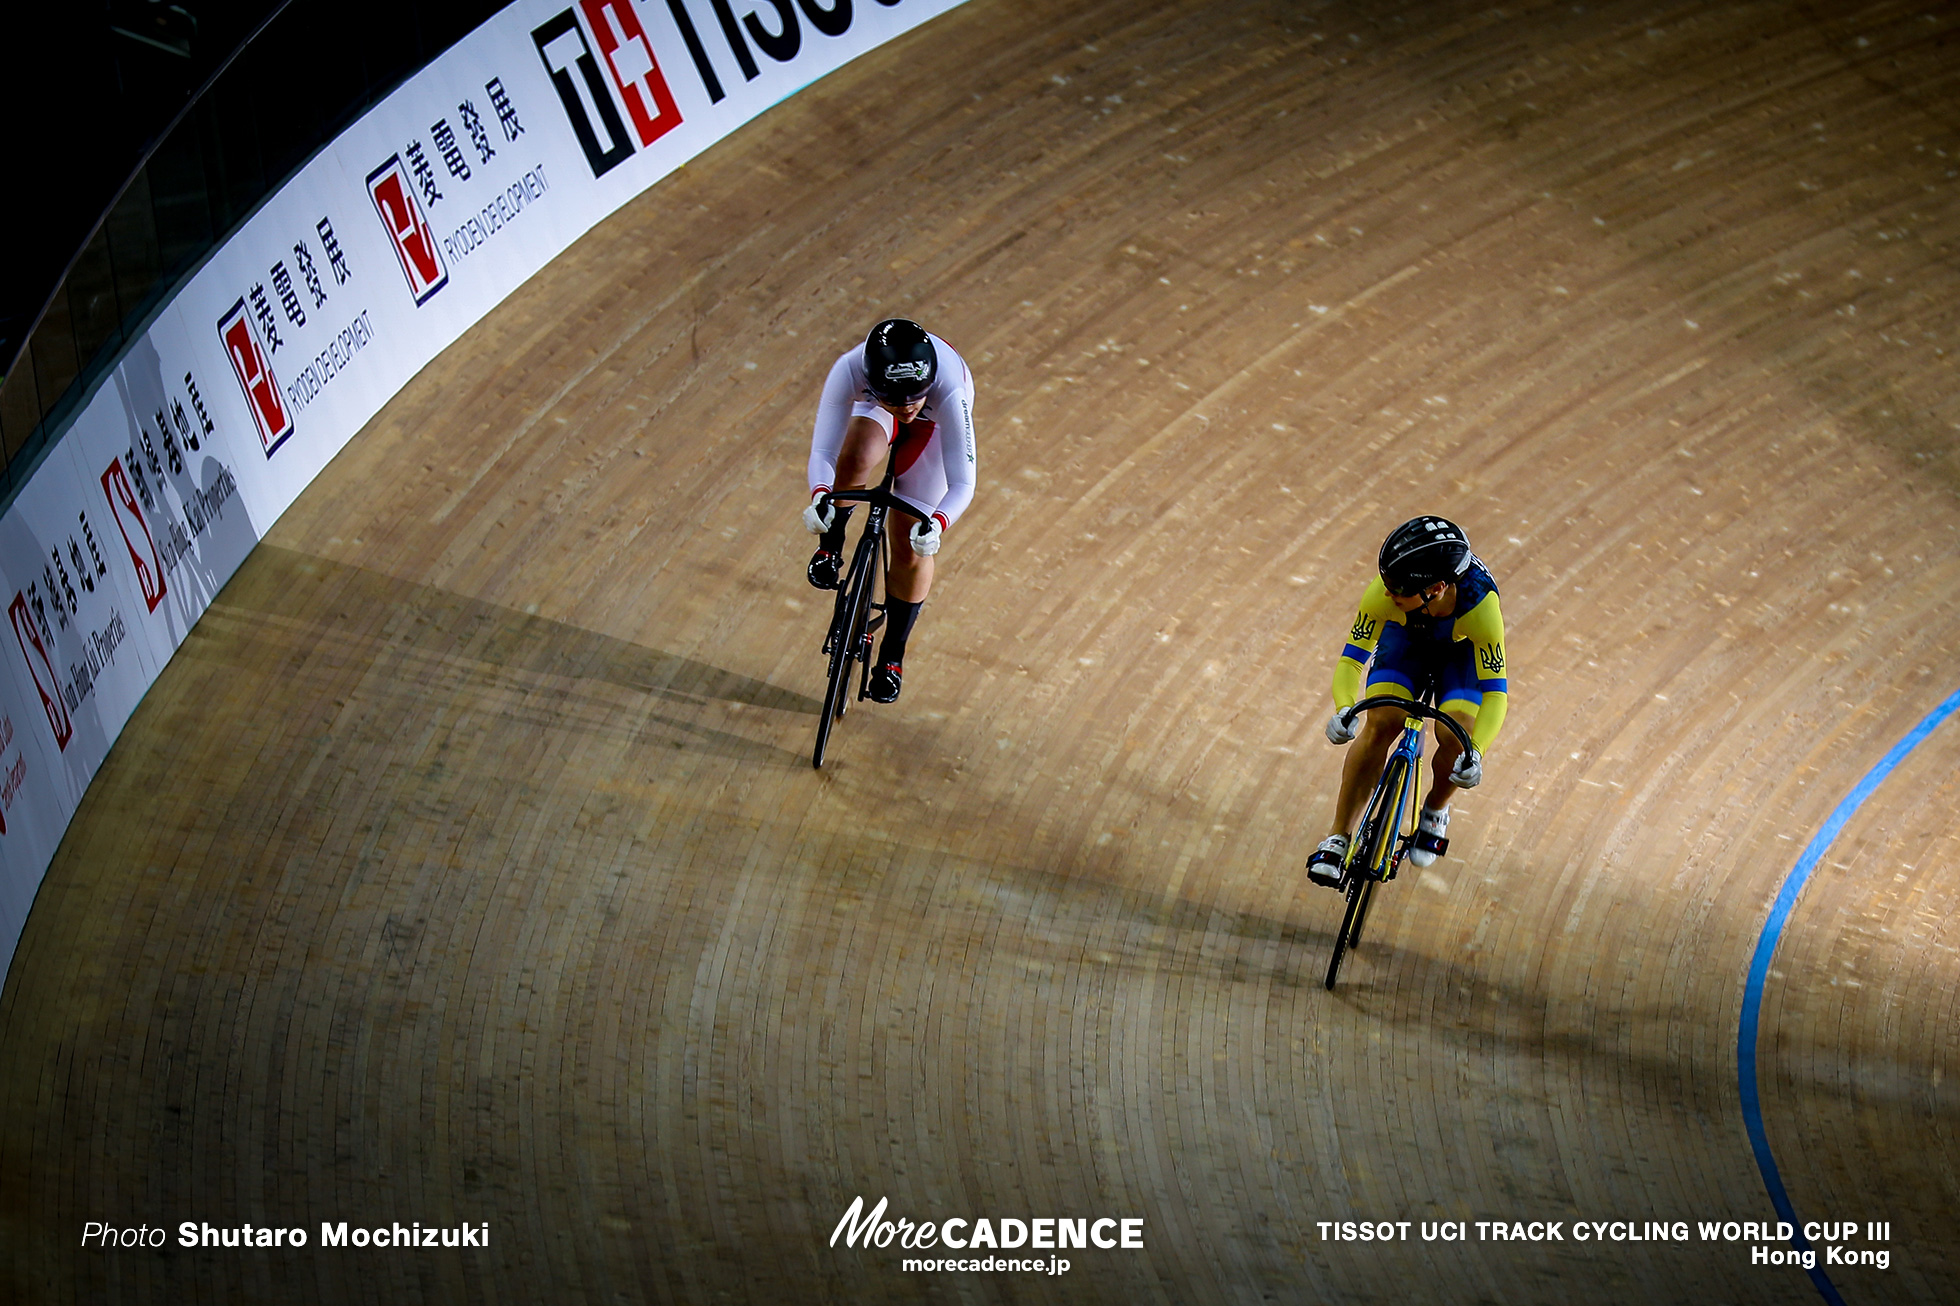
[817,486,928,524]
[1343,695,1477,756]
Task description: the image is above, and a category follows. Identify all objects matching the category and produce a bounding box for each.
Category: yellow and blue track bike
[1323,680,1475,990]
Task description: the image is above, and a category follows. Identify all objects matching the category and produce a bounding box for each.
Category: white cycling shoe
[1306,834,1349,888]
[1409,806,1449,867]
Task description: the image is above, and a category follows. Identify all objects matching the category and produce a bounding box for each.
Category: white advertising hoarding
[0,0,970,990]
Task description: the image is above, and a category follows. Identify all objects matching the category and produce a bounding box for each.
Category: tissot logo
[367,156,450,305]
[102,459,168,614]
[9,594,72,752]
[218,298,294,457]
[534,11,637,177]
[533,0,892,173]
[579,0,683,148]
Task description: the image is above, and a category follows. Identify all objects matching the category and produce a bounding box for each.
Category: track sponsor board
[0,0,970,989]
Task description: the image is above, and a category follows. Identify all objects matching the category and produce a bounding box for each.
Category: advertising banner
[0,0,970,989]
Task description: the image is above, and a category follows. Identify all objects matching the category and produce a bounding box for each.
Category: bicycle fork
[1348,725,1424,885]
[1384,729,1424,877]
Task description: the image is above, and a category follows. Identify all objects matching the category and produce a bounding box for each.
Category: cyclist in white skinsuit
[802,319,977,703]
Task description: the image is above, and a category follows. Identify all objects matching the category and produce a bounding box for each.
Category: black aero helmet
[863,319,937,404]
[1379,516,1471,596]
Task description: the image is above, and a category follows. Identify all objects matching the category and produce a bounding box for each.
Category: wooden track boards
[3,1,1958,1301]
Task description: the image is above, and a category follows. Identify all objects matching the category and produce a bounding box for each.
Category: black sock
[879,598,923,666]
[820,504,854,556]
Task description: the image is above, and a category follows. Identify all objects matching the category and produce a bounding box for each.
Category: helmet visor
[869,383,931,406]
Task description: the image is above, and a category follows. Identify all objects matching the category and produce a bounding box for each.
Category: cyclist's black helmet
[863,319,937,404]
[1379,516,1471,596]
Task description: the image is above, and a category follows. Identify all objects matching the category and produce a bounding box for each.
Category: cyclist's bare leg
[884,510,932,602]
[871,502,931,700]
[832,416,889,491]
[1328,705,1404,836]
[1423,707,1478,810]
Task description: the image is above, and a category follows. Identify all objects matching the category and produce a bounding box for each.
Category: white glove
[802,493,835,536]
[1450,749,1483,789]
[1325,708,1357,746]
[909,517,942,557]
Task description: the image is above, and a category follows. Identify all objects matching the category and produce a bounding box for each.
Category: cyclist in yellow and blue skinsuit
[1306,517,1510,887]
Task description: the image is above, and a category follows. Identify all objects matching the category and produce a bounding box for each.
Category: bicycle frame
[1323,686,1474,989]
[1341,689,1474,880]
[1347,705,1426,883]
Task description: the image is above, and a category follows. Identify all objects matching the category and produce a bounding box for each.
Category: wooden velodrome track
[4,0,1958,1301]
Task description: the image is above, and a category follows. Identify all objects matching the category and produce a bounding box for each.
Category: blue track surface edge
[1737,686,1960,1304]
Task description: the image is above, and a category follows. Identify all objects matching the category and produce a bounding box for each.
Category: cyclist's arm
[806,352,858,496]
[926,373,977,529]
[1330,579,1400,709]
[1456,591,1509,752]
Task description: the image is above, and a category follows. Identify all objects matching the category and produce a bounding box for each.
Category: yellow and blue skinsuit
[1332,559,1509,753]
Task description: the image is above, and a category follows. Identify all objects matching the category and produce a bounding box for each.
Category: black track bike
[1323,683,1475,989]
[809,456,923,769]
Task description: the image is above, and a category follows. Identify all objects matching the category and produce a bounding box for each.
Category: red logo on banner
[219,298,294,456]
[579,0,682,147]
[367,156,449,304]
[9,594,72,752]
[102,458,168,613]
[0,713,14,834]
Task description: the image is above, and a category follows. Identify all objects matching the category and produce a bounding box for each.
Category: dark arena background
[3,0,1958,1302]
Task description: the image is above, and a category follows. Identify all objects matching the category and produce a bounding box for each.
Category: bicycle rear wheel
[813,531,878,768]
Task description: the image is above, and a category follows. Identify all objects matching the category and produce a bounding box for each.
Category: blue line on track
[1737,686,1960,1305]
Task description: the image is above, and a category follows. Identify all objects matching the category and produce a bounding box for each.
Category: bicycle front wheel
[1323,755,1408,988]
[1346,875,1379,952]
[1325,873,1372,990]
[813,530,878,768]
[813,626,850,770]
